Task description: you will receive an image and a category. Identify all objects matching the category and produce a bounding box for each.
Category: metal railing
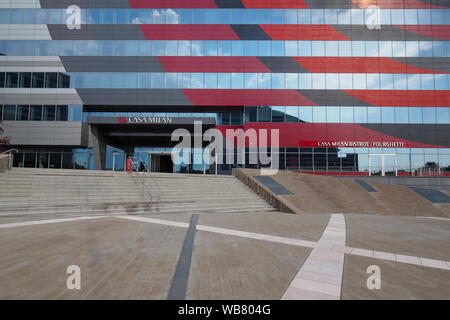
[0,149,17,169]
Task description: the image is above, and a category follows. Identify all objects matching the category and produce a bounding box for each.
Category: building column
[88,125,107,170]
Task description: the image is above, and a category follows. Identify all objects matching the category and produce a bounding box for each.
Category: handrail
[0,149,18,155]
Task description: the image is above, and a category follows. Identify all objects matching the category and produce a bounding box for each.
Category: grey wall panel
[393,58,450,74]
[230,25,271,40]
[1,91,83,105]
[333,25,433,42]
[3,121,86,146]
[60,56,166,72]
[258,57,308,73]
[76,89,193,106]
[47,24,145,40]
[39,0,130,8]
[360,124,450,147]
[299,90,372,106]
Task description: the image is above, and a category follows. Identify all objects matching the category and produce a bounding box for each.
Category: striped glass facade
[1,0,449,175]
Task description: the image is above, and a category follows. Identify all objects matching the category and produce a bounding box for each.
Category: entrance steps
[0,168,276,217]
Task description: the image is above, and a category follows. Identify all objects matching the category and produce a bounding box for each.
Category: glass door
[112,152,125,171]
[369,154,398,176]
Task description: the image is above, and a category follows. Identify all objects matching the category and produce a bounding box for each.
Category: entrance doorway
[148,152,175,173]
[368,154,398,176]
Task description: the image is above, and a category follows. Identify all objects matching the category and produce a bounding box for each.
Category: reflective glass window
[56,105,68,121]
[30,105,42,121]
[299,106,313,122]
[43,105,56,121]
[5,72,18,88]
[16,105,29,121]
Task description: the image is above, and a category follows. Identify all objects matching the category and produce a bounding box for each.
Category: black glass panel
[49,153,61,169]
[30,105,43,121]
[16,105,29,120]
[58,73,71,88]
[45,73,58,88]
[5,72,18,88]
[3,105,16,120]
[0,72,5,88]
[56,105,68,121]
[19,72,31,88]
[32,73,44,88]
[43,105,56,121]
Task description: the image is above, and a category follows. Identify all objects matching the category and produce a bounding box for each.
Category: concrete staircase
[0,168,276,218]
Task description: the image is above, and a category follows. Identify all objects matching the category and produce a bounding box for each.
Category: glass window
[205,73,217,89]
[191,73,204,88]
[407,74,421,90]
[30,105,42,121]
[367,74,380,89]
[312,41,325,56]
[231,73,244,89]
[178,40,191,56]
[354,107,368,123]
[339,74,353,89]
[272,41,284,56]
[205,41,217,56]
[395,107,409,123]
[56,105,68,121]
[391,9,405,24]
[271,9,284,24]
[436,108,450,124]
[217,40,231,56]
[313,107,326,123]
[299,41,312,56]
[421,74,435,90]
[340,107,354,123]
[381,74,394,90]
[0,72,4,87]
[285,9,298,24]
[272,73,284,89]
[326,107,340,123]
[151,72,164,88]
[43,105,56,121]
[298,9,311,24]
[326,73,339,89]
[409,107,422,123]
[16,105,29,121]
[299,74,312,89]
[165,73,177,88]
[367,107,381,123]
[245,41,258,56]
[312,74,325,89]
[58,73,71,88]
[258,106,271,122]
[394,74,407,90]
[245,107,257,122]
[423,107,436,124]
[272,106,285,122]
[218,73,231,89]
[258,73,271,89]
[285,41,298,56]
[405,9,418,25]
[299,106,313,122]
[285,107,299,122]
[285,73,298,89]
[245,73,257,89]
[19,72,31,88]
[45,73,58,88]
[382,107,395,123]
[231,41,244,56]
[6,72,18,88]
[338,41,352,56]
[3,105,16,120]
[311,9,324,24]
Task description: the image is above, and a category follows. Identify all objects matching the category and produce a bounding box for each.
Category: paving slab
[197,212,330,242]
[0,218,185,299]
[345,214,450,261]
[342,255,450,299]
[186,231,311,300]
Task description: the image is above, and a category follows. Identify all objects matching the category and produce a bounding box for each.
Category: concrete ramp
[234,169,450,218]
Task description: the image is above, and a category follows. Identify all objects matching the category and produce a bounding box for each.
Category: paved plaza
[0,212,449,300]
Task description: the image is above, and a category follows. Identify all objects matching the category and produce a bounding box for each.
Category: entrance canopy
[87,116,216,147]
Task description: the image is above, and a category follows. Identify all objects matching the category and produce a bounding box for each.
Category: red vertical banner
[126,158,133,172]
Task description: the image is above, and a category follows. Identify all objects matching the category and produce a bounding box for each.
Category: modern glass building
[1,0,449,175]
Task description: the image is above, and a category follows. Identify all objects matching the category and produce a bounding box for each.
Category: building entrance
[148,152,175,173]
